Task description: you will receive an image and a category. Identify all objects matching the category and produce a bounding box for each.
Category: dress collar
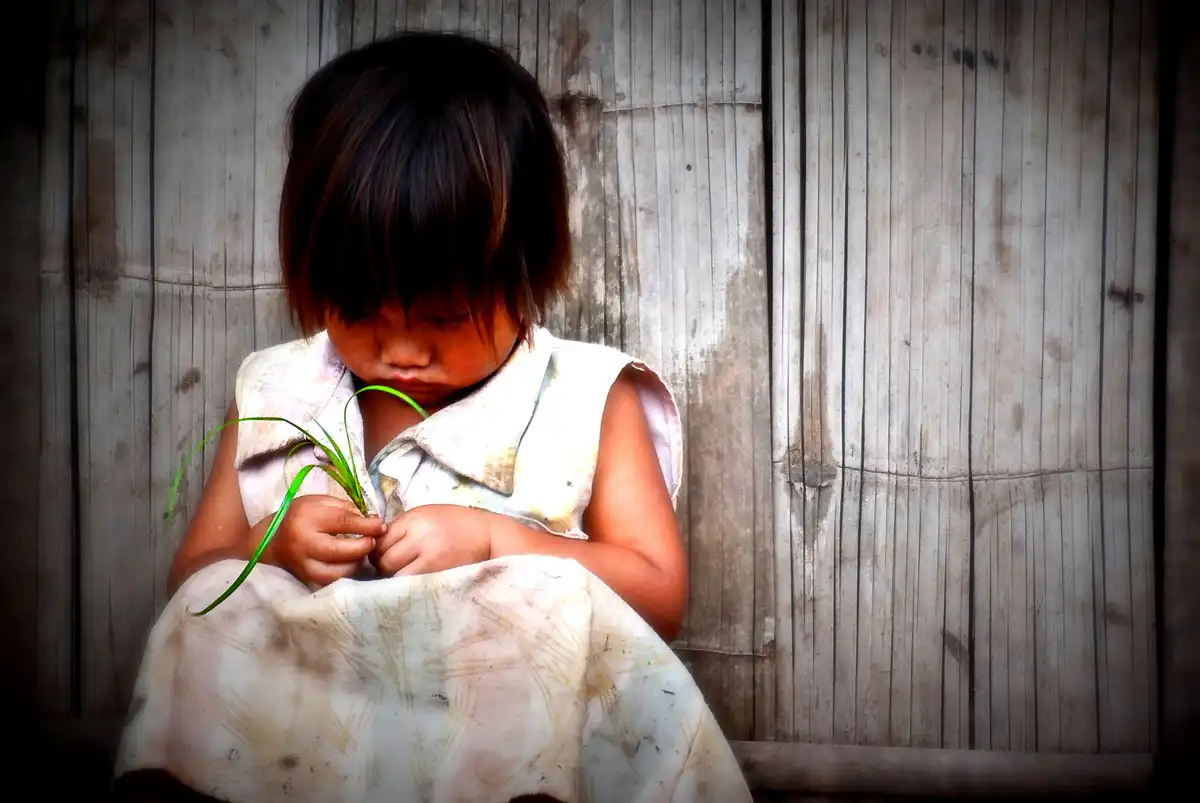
[234,327,555,499]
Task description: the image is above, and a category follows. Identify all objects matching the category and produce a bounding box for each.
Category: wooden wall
[12,0,1163,761]
[771,0,1159,753]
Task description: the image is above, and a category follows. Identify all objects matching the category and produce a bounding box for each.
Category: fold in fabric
[114,555,753,803]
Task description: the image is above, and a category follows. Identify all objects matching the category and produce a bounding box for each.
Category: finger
[304,558,362,587]
[374,515,412,555]
[313,503,386,537]
[396,555,435,576]
[376,537,422,578]
[307,532,376,564]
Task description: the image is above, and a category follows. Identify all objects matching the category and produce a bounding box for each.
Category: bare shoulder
[588,365,678,533]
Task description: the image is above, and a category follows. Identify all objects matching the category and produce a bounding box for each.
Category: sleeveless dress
[112,326,752,803]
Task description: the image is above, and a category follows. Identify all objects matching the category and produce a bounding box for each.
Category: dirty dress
[112,326,752,803]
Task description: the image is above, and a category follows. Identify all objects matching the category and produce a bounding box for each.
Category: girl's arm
[167,402,260,593]
[486,367,689,641]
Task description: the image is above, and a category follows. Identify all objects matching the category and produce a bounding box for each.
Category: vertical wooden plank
[970,0,1023,751]
[255,0,315,293]
[253,0,312,349]
[883,0,915,748]
[667,0,769,743]
[499,0,520,58]
[678,0,723,731]
[0,0,55,724]
[1039,0,1073,751]
[856,0,894,748]
[1097,0,1138,754]
[1079,0,1112,756]
[1127,0,1158,754]
[352,0,377,44]
[35,0,77,719]
[550,0,607,346]
[318,0,342,63]
[769,0,800,744]
[939,0,973,751]
[1044,0,1102,754]
[733,0,771,745]
[1163,0,1200,767]
[596,0,622,348]
[910,0,972,752]
[838,0,868,748]
[76,0,154,717]
[1094,0,1158,755]
[375,0,398,35]
[797,0,838,746]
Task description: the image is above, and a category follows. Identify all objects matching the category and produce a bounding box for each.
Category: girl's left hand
[371,504,495,577]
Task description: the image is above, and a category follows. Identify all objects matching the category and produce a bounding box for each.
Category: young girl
[112,31,751,803]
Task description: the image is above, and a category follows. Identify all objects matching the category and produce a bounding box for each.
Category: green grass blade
[166,415,330,521]
[312,461,364,510]
[189,462,321,616]
[349,384,429,419]
[311,418,363,511]
[336,385,430,515]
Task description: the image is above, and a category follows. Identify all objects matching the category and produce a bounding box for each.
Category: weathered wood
[1163,0,1200,767]
[36,0,78,720]
[74,0,155,717]
[774,0,974,748]
[771,0,1159,752]
[0,0,57,725]
[768,0,799,745]
[37,0,1168,756]
[1096,0,1157,754]
[731,740,1153,797]
[41,716,1154,797]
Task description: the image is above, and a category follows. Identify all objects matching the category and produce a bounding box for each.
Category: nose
[380,337,430,371]
[375,310,431,371]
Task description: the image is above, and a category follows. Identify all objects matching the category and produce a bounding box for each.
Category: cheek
[326,321,375,369]
[438,328,515,380]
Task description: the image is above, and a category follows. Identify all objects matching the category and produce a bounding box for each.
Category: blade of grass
[311,418,364,512]
[336,385,429,515]
[189,462,321,616]
[178,385,432,614]
[166,415,329,520]
[280,440,361,512]
[312,461,362,509]
[349,384,429,420]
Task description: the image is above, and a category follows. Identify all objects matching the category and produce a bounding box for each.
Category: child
[112,31,751,803]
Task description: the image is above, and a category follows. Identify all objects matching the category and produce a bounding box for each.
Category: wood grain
[30,0,1166,759]
[770,0,1159,752]
[1163,0,1200,769]
[0,0,57,725]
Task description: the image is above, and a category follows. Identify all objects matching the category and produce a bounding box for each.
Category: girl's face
[326,301,521,409]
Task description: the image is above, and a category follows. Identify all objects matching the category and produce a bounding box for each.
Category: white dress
[113,327,752,803]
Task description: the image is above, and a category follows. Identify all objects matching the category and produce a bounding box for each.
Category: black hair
[279,31,571,339]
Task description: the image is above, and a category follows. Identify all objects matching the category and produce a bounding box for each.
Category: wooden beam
[730,741,1153,797]
[42,718,1153,798]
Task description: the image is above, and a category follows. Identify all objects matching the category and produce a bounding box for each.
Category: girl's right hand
[257,495,386,587]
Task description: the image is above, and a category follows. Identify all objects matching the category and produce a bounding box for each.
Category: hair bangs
[280,31,572,340]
